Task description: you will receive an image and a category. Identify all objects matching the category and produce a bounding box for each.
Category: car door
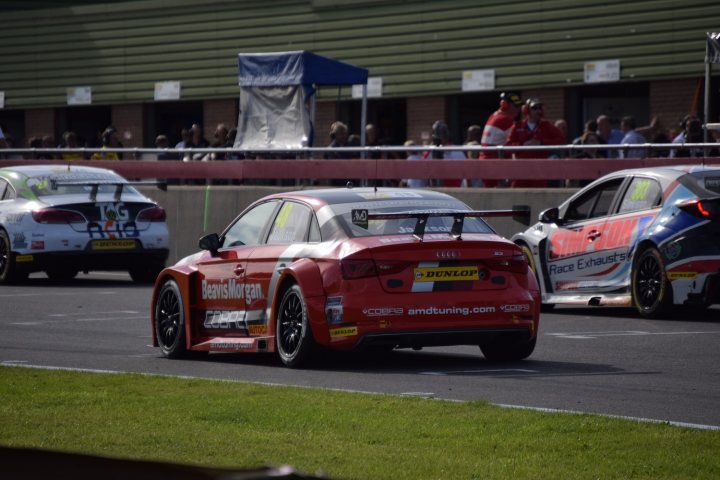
[244,201,317,336]
[545,177,626,294]
[195,200,281,336]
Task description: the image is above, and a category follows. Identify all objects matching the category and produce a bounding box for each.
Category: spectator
[673,116,706,158]
[60,131,83,160]
[190,123,209,149]
[175,128,191,149]
[480,91,523,187]
[155,134,177,160]
[618,116,646,159]
[210,123,230,160]
[40,135,56,159]
[423,120,465,187]
[403,140,426,188]
[325,121,355,186]
[596,114,624,158]
[91,126,121,160]
[670,114,701,158]
[506,98,566,187]
[554,119,568,139]
[365,123,383,159]
[465,140,483,188]
[465,124,483,144]
[573,119,599,145]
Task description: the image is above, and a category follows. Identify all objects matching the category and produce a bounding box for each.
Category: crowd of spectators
[1,95,719,187]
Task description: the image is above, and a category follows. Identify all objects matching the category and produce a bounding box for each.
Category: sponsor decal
[91,239,136,250]
[5,213,25,224]
[500,304,531,313]
[548,251,627,275]
[352,209,369,229]
[31,240,45,250]
[357,191,422,199]
[97,202,129,222]
[329,326,358,338]
[663,242,682,261]
[379,319,392,329]
[87,221,139,239]
[248,325,268,335]
[414,266,479,282]
[203,310,246,329]
[201,279,264,303]
[668,272,697,280]
[408,306,495,316]
[12,232,27,249]
[15,254,34,263]
[363,307,403,317]
[549,216,651,259]
[209,342,253,350]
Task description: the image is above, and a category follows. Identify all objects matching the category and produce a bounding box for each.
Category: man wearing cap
[479,91,523,187]
[506,98,566,187]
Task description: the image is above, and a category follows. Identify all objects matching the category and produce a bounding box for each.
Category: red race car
[151,188,539,367]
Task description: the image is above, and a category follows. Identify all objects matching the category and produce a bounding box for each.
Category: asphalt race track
[2,272,719,429]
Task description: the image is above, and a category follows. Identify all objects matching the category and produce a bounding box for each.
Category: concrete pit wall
[138,186,577,265]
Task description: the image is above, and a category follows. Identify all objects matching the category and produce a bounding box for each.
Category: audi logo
[436,250,459,259]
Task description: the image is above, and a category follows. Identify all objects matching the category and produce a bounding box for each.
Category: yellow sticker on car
[15,255,34,263]
[668,272,697,280]
[414,266,479,282]
[329,326,358,338]
[91,239,137,250]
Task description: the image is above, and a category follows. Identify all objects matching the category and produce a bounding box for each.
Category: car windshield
[25,172,140,197]
[329,199,494,238]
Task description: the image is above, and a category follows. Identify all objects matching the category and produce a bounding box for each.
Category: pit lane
[1,272,719,428]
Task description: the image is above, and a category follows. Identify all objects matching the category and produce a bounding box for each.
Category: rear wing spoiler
[50,180,167,202]
[352,205,531,241]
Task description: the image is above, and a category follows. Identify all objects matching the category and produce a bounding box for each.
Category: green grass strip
[1,365,719,479]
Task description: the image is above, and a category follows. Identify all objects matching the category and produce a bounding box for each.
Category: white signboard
[352,77,383,99]
[154,81,181,101]
[0,91,4,109]
[67,86,92,105]
[461,69,495,92]
[584,60,620,83]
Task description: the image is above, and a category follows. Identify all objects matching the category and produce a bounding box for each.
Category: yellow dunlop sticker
[414,266,479,282]
[329,326,358,338]
[15,255,34,263]
[668,272,697,280]
[92,239,136,250]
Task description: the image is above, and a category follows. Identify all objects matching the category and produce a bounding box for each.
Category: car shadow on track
[547,305,720,322]
[13,273,146,288]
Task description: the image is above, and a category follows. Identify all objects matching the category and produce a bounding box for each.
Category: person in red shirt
[505,98,566,187]
[479,91,523,187]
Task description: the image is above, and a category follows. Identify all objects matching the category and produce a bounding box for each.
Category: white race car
[0,164,169,284]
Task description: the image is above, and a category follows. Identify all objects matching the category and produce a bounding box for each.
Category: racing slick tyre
[518,243,554,312]
[129,262,164,284]
[276,284,316,368]
[0,229,27,285]
[480,335,536,361]
[632,248,674,319]
[45,267,78,282]
[155,279,189,358]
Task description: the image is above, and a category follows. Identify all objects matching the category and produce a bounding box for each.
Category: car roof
[0,164,122,179]
[268,187,461,207]
[608,164,720,179]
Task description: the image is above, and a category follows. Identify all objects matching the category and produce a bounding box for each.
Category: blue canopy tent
[234,51,369,150]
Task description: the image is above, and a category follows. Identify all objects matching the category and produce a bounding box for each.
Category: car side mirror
[199,233,220,256]
[539,207,561,224]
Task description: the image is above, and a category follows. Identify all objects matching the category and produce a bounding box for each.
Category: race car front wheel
[155,279,188,358]
[0,229,26,285]
[632,248,673,319]
[276,284,315,368]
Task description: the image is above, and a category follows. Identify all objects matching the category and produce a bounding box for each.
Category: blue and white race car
[0,165,169,284]
[512,165,720,318]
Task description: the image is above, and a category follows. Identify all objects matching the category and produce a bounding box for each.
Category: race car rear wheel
[276,284,315,368]
[632,248,673,319]
[155,279,188,358]
[0,229,26,285]
[480,335,536,361]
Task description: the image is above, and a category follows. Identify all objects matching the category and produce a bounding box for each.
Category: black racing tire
[155,279,188,358]
[632,248,674,319]
[45,267,78,282]
[480,335,537,361]
[129,262,164,284]
[276,284,315,368]
[0,229,27,285]
[518,243,554,312]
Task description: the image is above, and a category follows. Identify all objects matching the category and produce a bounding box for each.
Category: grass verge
[1,365,719,479]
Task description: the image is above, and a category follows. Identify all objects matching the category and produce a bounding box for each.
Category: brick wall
[24,108,55,144]
[650,78,702,138]
[406,96,448,145]
[112,104,144,148]
[203,98,237,141]
[314,101,337,147]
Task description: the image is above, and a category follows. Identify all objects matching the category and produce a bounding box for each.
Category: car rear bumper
[13,248,169,273]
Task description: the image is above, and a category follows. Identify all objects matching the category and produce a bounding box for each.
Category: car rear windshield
[25,172,140,197]
[329,199,495,238]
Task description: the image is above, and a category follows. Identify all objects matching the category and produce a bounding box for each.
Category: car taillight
[679,198,720,221]
[31,208,85,224]
[375,260,410,275]
[341,259,377,279]
[484,254,528,274]
[137,207,166,222]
